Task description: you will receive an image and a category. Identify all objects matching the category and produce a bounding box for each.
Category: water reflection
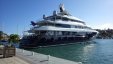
[82,43,96,63]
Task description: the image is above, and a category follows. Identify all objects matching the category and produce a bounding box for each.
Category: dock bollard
[47,55,50,61]
[47,55,50,64]
[22,49,24,53]
[32,51,34,56]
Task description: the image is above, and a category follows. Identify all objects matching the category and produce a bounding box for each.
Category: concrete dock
[0,48,82,64]
[0,56,30,64]
[16,48,82,64]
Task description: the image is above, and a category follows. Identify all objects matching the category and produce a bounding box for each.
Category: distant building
[1,33,9,41]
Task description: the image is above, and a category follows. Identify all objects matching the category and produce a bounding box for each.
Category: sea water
[28,39,113,64]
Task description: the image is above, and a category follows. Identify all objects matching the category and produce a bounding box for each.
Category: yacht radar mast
[59,4,70,15]
[59,4,65,12]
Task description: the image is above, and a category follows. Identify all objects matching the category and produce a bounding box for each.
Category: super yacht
[20,4,98,48]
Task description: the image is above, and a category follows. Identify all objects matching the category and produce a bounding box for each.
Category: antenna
[17,24,18,34]
[43,14,46,19]
[53,10,57,16]
[59,3,65,12]
[0,21,3,31]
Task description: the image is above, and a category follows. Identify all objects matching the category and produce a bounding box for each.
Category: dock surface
[0,56,30,64]
[0,48,82,64]
[16,48,82,64]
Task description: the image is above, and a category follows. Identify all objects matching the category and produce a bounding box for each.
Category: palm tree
[9,34,20,43]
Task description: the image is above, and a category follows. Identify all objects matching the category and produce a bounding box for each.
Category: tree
[9,34,20,43]
[0,31,3,40]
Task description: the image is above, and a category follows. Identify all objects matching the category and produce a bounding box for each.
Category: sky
[0,0,113,35]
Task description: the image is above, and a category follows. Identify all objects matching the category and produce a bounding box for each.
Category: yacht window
[55,24,71,28]
[62,17,69,21]
[56,16,61,20]
[50,16,62,21]
[72,32,77,35]
[39,23,54,26]
[71,25,75,28]
[77,26,80,28]
[75,26,77,28]
[71,20,85,24]
[47,23,54,26]
[81,26,83,29]
[62,31,70,35]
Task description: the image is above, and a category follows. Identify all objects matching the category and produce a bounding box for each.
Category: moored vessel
[20,4,98,48]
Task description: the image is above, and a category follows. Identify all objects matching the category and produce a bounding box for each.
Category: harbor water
[29,39,113,64]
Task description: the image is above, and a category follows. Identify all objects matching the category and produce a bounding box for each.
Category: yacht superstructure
[20,4,98,48]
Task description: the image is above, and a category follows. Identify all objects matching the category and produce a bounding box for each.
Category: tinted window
[56,24,71,28]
